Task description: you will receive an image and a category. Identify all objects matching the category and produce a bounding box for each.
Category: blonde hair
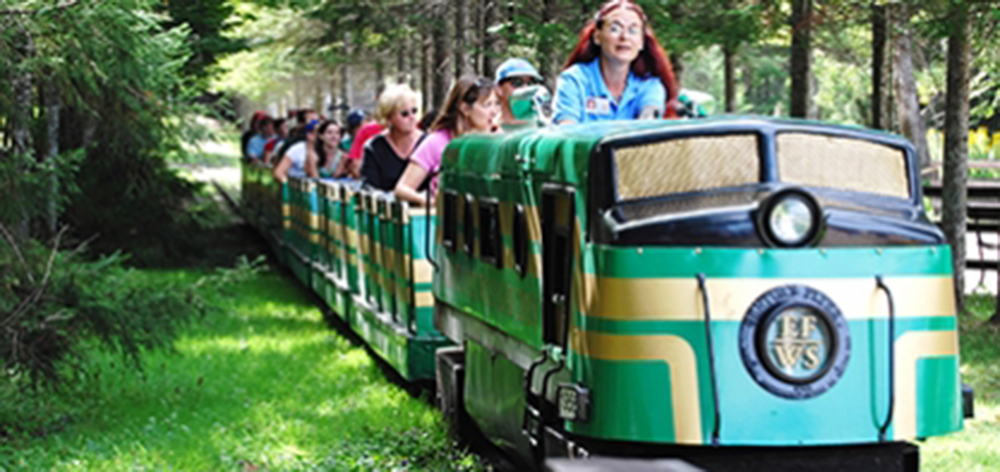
[375,84,420,126]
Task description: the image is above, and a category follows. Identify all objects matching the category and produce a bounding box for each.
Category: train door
[541,187,574,349]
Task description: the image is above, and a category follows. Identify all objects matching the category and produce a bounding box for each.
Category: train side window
[463,194,475,256]
[442,191,457,252]
[513,204,528,278]
[479,200,502,268]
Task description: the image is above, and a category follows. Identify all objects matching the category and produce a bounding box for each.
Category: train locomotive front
[432,118,963,471]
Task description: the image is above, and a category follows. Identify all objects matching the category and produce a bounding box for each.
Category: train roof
[441,116,914,186]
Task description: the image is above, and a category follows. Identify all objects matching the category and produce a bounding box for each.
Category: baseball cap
[305,119,321,132]
[495,58,542,84]
[347,110,365,128]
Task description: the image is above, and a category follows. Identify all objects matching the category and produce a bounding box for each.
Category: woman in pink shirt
[394,76,500,206]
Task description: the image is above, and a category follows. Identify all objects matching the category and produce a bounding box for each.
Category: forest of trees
[2,0,1000,386]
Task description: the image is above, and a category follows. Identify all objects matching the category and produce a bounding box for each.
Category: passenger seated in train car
[262,118,288,165]
[240,110,267,160]
[273,119,320,183]
[360,84,427,191]
[394,76,500,206]
[494,58,544,131]
[246,116,276,161]
[317,120,350,178]
[340,109,366,153]
[347,113,386,178]
[553,0,680,124]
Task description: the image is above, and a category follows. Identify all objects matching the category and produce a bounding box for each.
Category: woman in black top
[360,84,426,191]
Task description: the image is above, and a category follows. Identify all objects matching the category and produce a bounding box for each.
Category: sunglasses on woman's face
[398,107,419,118]
[506,77,540,88]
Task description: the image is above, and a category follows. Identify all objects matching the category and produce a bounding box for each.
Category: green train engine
[431,118,964,471]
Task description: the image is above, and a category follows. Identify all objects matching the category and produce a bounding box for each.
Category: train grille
[777,133,909,199]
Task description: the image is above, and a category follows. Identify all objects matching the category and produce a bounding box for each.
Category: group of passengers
[242,0,677,205]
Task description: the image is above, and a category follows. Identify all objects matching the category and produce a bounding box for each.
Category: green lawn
[0,271,480,471]
[922,295,1000,471]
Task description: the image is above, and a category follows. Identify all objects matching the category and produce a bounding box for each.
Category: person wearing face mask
[494,58,544,131]
[394,76,500,206]
[360,85,427,191]
[273,119,321,183]
[553,0,680,124]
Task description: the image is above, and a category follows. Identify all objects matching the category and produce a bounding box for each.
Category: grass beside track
[0,271,481,471]
[923,294,1000,471]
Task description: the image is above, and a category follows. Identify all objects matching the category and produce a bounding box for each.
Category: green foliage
[0,225,262,387]
[0,271,481,471]
[159,0,247,82]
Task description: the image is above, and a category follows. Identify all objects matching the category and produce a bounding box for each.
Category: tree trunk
[420,27,431,112]
[723,45,737,113]
[892,4,930,169]
[11,27,35,240]
[431,2,450,109]
[942,4,970,315]
[481,0,497,78]
[43,79,60,235]
[341,33,352,116]
[375,59,385,96]
[397,39,408,84]
[790,0,813,118]
[453,0,467,80]
[538,0,559,90]
[871,4,891,130]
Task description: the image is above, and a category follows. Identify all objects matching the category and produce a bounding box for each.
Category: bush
[0,230,260,387]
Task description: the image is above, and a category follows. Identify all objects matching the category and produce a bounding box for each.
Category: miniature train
[241,117,965,471]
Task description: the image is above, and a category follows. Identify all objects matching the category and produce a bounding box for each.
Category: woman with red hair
[553,0,679,124]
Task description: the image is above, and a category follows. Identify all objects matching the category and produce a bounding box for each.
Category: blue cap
[305,119,321,132]
[347,110,365,128]
[495,58,542,84]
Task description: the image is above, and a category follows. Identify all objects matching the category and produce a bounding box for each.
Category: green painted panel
[593,245,953,278]
[917,356,962,437]
[464,342,532,455]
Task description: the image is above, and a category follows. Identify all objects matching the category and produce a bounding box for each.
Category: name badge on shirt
[585,97,612,116]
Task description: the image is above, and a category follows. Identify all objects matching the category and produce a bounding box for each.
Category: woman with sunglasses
[553,0,679,124]
[395,76,500,206]
[495,58,543,131]
[360,84,427,191]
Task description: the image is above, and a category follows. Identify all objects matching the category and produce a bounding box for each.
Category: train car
[240,162,449,383]
[430,118,965,471]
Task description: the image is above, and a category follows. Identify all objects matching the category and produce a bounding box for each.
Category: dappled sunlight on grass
[1,271,480,471]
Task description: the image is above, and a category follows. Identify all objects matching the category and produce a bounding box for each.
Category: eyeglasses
[505,77,541,88]
[398,107,419,118]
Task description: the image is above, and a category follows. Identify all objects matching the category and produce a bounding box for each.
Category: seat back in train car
[407,205,437,334]
[378,193,399,322]
[341,185,361,296]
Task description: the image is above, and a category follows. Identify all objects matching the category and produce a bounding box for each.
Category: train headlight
[758,189,823,247]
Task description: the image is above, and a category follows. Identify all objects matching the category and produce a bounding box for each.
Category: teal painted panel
[571,320,958,445]
[593,246,952,278]
[464,342,532,454]
[917,356,962,437]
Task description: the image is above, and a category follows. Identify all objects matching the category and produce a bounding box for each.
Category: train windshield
[613,134,760,201]
[776,133,910,199]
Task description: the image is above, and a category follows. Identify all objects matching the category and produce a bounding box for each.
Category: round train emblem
[739,285,850,399]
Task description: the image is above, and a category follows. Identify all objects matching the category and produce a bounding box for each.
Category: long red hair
[564,0,679,118]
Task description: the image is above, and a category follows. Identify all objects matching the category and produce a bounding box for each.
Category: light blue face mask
[509,85,554,127]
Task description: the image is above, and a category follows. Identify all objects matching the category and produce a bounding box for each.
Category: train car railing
[342,185,361,296]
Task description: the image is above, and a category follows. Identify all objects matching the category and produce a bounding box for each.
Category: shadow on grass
[0,272,480,471]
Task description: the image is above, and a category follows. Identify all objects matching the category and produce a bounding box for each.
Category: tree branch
[0,0,79,17]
